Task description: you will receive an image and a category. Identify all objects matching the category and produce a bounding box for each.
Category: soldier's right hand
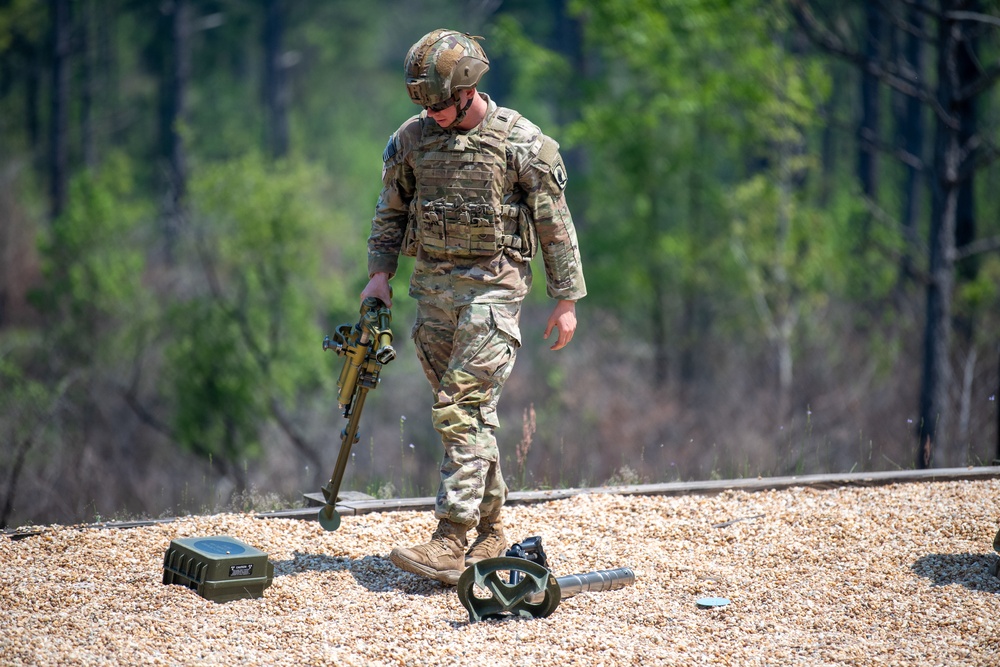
[361,272,392,307]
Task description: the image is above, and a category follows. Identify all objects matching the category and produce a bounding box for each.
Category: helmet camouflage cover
[404,29,489,107]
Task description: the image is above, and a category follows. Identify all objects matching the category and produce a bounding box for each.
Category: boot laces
[468,530,503,556]
[424,535,453,557]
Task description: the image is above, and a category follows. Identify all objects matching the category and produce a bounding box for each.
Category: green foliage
[728,173,837,339]
[0,0,46,65]
[486,16,571,130]
[165,301,264,460]
[31,154,149,361]
[956,255,1000,346]
[565,1,864,374]
[0,0,45,56]
[162,153,332,462]
[566,2,822,337]
[184,4,264,162]
[290,2,413,188]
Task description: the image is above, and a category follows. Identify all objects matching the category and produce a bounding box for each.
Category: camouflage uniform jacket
[368,94,586,309]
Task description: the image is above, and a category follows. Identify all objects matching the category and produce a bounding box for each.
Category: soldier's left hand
[544,300,577,351]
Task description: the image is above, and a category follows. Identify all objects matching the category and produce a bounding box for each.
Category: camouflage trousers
[412,300,521,527]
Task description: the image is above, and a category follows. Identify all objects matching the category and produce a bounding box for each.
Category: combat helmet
[404,29,489,111]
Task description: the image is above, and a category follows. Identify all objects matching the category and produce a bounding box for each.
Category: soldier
[361,29,586,585]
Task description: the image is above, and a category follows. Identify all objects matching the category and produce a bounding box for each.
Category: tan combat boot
[389,519,469,586]
[465,510,507,566]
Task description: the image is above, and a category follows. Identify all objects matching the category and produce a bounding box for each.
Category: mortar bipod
[317,296,394,531]
[456,536,635,623]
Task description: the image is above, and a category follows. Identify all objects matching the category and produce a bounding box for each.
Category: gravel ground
[3,479,1000,666]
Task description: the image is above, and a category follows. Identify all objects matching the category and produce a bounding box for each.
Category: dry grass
[3,479,1000,666]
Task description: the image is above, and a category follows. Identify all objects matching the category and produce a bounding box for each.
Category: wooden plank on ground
[528,466,1000,500]
[8,466,999,534]
[256,466,1000,521]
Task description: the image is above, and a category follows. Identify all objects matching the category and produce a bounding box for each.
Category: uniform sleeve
[368,120,418,278]
[510,120,587,301]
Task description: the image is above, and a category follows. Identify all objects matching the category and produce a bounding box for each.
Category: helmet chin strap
[446,92,475,130]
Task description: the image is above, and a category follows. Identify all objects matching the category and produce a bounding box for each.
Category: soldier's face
[425,89,474,128]
[426,100,458,127]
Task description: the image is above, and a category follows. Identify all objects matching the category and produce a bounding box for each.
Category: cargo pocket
[490,303,522,348]
[412,317,445,390]
[464,320,513,380]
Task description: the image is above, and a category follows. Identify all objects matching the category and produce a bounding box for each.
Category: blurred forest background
[2,0,1000,529]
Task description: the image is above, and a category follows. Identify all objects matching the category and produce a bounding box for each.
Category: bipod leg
[318,388,368,531]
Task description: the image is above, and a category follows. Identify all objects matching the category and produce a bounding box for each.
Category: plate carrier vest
[406,107,534,261]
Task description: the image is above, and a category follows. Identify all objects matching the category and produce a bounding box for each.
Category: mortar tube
[526,567,635,604]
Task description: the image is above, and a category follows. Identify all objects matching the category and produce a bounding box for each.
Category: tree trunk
[856,1,882,212]
[917,5,965,469]
[24,38,43,163]
[898,4,925,287]
[649,192,668,388]
[49,0,71,221]
[953,0,979,289]
[915,0,989,469]
[1,432,30,529]
[98,1,118,151]
[775,146,798,416]
[679,121,705,391]
[651,270,668,388]
[80,0,97,170]
[263,0,289,159]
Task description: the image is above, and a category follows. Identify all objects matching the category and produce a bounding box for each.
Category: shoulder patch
[382,134,399,163]
[552,158,568,190]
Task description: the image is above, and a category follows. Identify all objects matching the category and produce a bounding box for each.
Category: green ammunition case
[162,536,274,603]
